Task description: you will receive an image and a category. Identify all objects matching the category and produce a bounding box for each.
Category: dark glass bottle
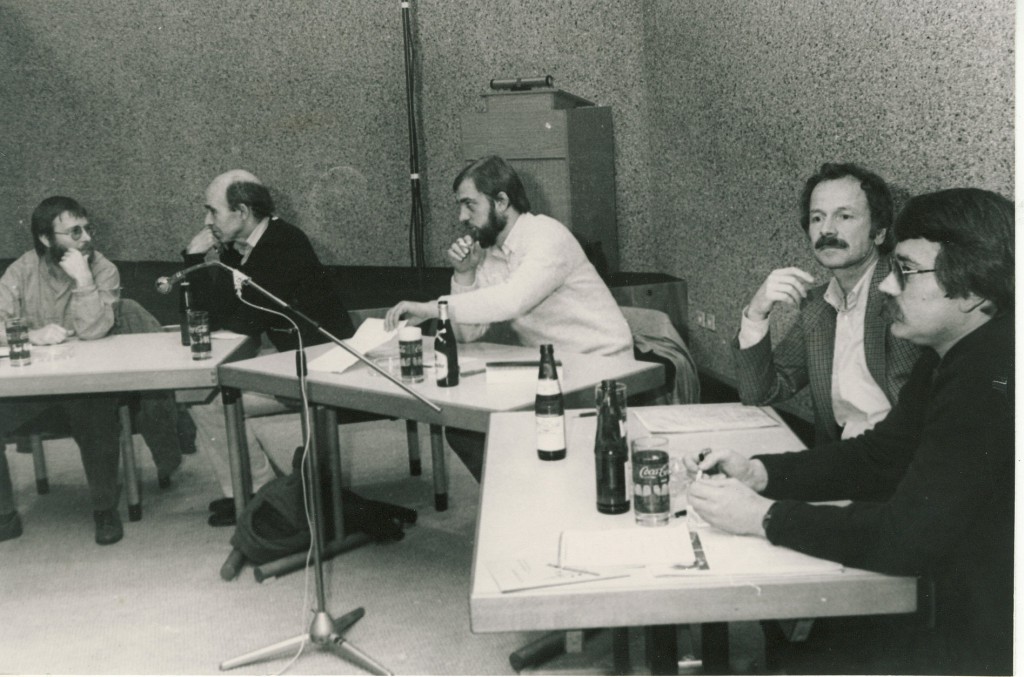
[535,344,566,461]
[434,300,459,387]
[594,379,630,514]
[179,281,192,346]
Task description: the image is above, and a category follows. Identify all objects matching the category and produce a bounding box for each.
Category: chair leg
[405,420,422,476]
[29,435,49,495]
[118,404,142,522]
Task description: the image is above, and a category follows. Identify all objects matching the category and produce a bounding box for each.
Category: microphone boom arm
[229,265,441,414]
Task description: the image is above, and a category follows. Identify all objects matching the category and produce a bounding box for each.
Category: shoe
[93,509,124,545]
[208,497,234,514]
[0,511,23,542]
[158,473,172,490]
[208,510,236,528]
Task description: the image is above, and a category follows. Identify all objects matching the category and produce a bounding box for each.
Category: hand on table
[383,300,437,333]
[680,447,767,491]
[687,474,774,537]
[29,323,72,345]
[745,267,816,321]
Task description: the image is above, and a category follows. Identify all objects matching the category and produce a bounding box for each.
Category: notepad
[634,403,781,434]
[559,524,696,569]
[308,318,404,374]
[486,559,630,593]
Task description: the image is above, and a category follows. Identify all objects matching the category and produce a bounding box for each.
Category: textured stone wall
[0,0,1013,385]
[643,0,1014,381]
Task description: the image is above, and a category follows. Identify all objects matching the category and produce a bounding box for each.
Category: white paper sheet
[307,318,404,374]
[559,524,696,569]
[634,404,781,434]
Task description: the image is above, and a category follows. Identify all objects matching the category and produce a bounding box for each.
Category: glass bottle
[594,379,630,514]
[434,300,459,387]
[535,344,566,461]
[179,281,192,346]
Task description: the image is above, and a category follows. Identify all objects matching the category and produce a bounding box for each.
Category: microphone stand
[210,264,440,675]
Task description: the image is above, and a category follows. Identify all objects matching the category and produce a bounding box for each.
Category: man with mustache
[0,196,184,545]
[385,155,631,479]
[733,163,920,444]
[686,187,1013,675]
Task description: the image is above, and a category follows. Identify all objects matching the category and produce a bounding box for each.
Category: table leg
[119,403,142,521]
[700,622,730,673]
[318,406,344,541]
[429,424,447,511]
[405,420,422,476]
[221,387,251,518]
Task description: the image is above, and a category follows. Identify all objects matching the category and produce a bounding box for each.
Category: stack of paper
[308,318,403,374]
[485,360,564,384]
[634,404,780,434]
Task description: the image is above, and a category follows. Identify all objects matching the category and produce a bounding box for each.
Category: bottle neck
[438,303,449,322]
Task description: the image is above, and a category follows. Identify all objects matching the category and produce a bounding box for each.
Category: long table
[218,341,664,514]
[471,406,918,673]
[1,332,257,519]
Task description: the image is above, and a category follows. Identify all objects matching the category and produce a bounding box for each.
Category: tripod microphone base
[219,608,392,675]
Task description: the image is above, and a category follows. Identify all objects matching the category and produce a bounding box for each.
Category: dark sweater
[756,313,1014,675]
[184,218,354,352]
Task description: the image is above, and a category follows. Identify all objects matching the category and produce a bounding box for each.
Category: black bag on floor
[230,447,417,565]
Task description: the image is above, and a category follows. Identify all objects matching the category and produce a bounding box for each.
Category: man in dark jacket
[688,187,1013,675]
[182,170,354,525]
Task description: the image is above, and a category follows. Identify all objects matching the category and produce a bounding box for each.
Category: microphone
[155,261,221,294]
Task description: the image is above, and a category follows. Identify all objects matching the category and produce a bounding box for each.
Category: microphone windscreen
[155,277,174,294]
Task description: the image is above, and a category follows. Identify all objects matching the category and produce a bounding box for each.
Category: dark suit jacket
[733,259,921,443]
[184,217,354,352]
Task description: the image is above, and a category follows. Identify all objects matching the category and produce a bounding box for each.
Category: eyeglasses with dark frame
[890,255,936,289]
[52,224,96,241]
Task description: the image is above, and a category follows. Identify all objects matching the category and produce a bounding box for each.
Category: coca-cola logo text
[637,465,669,480]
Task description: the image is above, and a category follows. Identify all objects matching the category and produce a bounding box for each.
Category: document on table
[634,403,781,434]
[699,532,844,576]
[487,559,630,593]
[559,524,696,569]
[308,318,404,373]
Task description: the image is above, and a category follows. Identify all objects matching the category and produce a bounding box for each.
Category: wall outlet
[706,313,716,331]
[695,310,706,328]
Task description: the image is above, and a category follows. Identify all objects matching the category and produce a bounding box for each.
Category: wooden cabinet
[460,89,619,272]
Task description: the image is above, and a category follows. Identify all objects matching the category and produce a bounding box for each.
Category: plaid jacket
[732,259,922,444]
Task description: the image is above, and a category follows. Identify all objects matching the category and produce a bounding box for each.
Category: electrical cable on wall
[401,0,426,270]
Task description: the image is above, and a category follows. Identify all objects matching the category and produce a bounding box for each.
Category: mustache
[882,298,904,322]
[814,235,848,250]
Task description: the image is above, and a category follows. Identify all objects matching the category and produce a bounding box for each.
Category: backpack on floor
[230,447,417,565]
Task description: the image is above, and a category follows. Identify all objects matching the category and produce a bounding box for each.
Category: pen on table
[673,509,687,519]
[576,411,597,418]
[547,563,599,576]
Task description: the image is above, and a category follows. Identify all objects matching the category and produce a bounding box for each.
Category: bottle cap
[398,326,422,342]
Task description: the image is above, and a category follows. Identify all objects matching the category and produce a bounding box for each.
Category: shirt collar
[824,259,877,313]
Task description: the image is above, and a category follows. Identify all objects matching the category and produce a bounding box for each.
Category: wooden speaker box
[460,89,619,272]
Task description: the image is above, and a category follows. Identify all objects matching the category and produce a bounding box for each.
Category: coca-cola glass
[631,436,670,526]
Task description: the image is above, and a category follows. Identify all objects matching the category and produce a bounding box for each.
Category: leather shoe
[94,509,123,545]
[0,511,23,542]
[208,497,234,514]
[208,510,236,527]
[158,473,172,490]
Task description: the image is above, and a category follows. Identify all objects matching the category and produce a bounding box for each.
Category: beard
[471,202,507,249]
[48,242,94,264]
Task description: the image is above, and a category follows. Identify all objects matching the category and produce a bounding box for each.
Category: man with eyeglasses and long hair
[733,163,921,445]
[686,188,1014,675]
[0,196,184,545]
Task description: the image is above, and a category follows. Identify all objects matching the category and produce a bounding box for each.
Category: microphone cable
[234,290,316,674]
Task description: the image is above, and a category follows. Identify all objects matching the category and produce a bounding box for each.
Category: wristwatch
[761,502,777,536]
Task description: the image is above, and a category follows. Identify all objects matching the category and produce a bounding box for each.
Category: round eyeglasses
[53,224,96,241]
